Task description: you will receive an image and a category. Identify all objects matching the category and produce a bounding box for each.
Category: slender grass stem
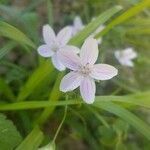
[52,105,68,143]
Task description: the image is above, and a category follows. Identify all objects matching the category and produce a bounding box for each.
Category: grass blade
[0,21,35,48]
[95,0,150,38]
[69,5,122,46]
[16,126,44,150]
[0,41,16,59]
[1,91,150,111]
[93,102,150,140]
[17,60,54,101]
[0,78,16,102]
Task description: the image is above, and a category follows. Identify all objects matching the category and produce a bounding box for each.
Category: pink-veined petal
[80,38,98,65]
[60,71,82,92]
[57,26,72,46]
[37,44,54,57]
[90,64,118,80]
[80,77,96,104]
[58,49,81,71]
[61,45,80,54]
[43,25,56,46]
[51,53,66,71]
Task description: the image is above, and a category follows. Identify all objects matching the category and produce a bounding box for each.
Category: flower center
[78,63,92,76]
[51,44,59,52]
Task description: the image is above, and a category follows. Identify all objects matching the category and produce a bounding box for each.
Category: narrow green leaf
[69,5,122,46]
[38,142,55,150]
[36,72,65,125]
[95,0,150,38]
[93,102,150,140]
[0,41,16,59]
[0,100,80,111]
[1,91,150,111]
[126,27,150,35]
[127,18,150,26]
[16,126,43,150]
[0,21,35,48]
[87,106,110,128]
[0,78,15,101]
[47,0,53,26]
[17,60,54,101]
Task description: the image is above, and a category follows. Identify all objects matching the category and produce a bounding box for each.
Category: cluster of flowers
[37,16,137,104]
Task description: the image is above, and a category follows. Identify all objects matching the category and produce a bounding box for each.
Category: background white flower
[71,16,84,36]
[37,24,78,71]
[59,38,118,104]
[71,16,104,44]
[114,48,137,67]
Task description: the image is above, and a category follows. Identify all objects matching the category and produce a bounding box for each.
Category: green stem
[0,100,81,111]
[52,105,68,143]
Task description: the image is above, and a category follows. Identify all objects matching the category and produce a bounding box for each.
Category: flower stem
[52,105,68,144]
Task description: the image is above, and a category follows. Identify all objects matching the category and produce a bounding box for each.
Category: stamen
[78,63,92,76]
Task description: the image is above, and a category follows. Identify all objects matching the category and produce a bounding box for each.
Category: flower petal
[121,60,134,67]
[90,64,118,80]
[61,45,80,53]
[37,44,54,57]
[114,50,120,60]
[58,49,81,71]
[60,71,82,92]
[57,26,72,46]
[80,38,98,65]
[80,77,96,104]
[115,50,135,67]
[123,48,137,59]
[72,16,84,36]
[74,16,84,30]
[51,53,66,71]
[43,25,56,46]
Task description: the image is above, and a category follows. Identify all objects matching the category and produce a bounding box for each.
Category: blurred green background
[0,0,150,150]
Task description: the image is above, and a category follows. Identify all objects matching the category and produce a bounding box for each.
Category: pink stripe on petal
[80,38,98,65]
[61,45,80,54]
[58,49,81,71]
[52,53,66,71]
[57,26,72,46]
[90,64,118,80]
[60,72,82,92]
[80,77,95,104]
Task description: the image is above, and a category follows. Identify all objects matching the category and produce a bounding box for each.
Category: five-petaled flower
[59,38,118,104]
[114,48,137,67]
[37,25,78,71]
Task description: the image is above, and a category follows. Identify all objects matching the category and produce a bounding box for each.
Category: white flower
[59,38,118,104]
[114,48,137,67]
[37,24,78,71]
[72,16,84,36]
[89,25,105,44]
[71,16,104,44]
